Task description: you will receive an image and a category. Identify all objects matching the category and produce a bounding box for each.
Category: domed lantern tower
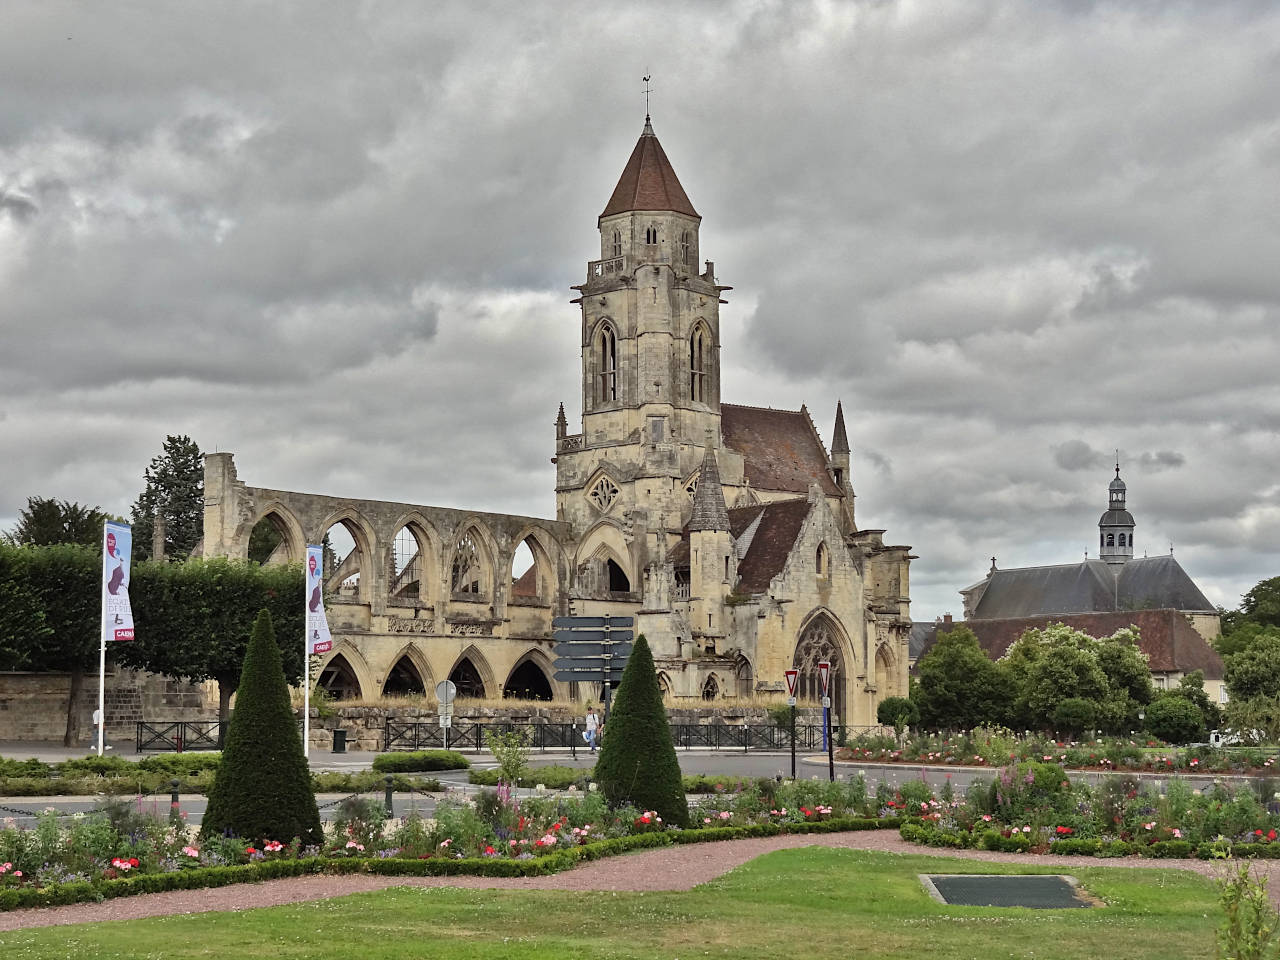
[1098,462,1135,564]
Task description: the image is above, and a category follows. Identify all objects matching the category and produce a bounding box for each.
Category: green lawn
[0,848,1219,959]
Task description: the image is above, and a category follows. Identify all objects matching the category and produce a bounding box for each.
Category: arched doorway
[793,616,846,722]
[318,654,362,700]
[449,657,486,699]
[503,659,552,701]
[383,655,426,697]
[701,674,720,700]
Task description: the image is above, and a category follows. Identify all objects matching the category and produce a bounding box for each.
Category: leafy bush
[876,696,920,730]
[371,751,469,773]
[484,729,532,785]
[468,765,583,789]
[1145,695,1206,745]
[136,754,222,777]
[1052,698,1096,739]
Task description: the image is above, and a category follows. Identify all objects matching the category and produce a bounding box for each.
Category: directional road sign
[551,641,634,659]
[552,615,634,630]
[553,657,627,672]
[552,629,634,645]
[554,671,623,684]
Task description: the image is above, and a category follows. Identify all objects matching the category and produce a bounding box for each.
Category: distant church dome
[1098,462,1135,564]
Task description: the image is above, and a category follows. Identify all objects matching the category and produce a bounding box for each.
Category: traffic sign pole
[784,669,799,780]
[818,661,834,782]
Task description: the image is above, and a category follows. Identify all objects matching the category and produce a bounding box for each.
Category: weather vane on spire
[643,74,653,116]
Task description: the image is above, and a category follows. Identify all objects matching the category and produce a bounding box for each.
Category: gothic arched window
[451,531,486,597]
[611,229,621,257]
[816,542,829,579]
[644,224,658,244]
[793,617,845,719]
[690,323,710,402]
[680,230,691,264]
[595,323,617,405]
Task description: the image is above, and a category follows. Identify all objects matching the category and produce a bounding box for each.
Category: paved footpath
[0,829,1261,932]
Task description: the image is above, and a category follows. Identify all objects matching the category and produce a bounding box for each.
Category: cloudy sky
[2,1,1277,620]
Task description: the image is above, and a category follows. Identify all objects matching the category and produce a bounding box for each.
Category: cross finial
[643,74,652,116]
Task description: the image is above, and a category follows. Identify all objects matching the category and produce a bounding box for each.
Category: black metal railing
[382,720,850,753]
[136,720,226,753]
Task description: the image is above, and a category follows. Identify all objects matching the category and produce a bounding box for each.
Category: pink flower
[704,817,712,824]
[719,811,731,820]
[1021,826,1031,833]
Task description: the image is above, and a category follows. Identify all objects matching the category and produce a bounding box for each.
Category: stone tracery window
[680,230,691,265]
[701,673,719,700]
[644,224,658,244]
[611,229,621,257]
[793,617,844,716]
[588,475,619,513]
[451,531,485,596]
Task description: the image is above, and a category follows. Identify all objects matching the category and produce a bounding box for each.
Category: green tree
[130,435,204,561]
[1239,577,1280,630]
[1216,623,1280,660]
[121,558,305,719]
[914,626,1013,730]
[876,695,920,732]
[593,635,688,827]
[23,544,102,746]
[1224,634,1280,703]
[5,498,109,547]
[1144,695,1206,745]
[200,609,322,846]
[1052,698,1097,739]
[1162,669,1221,731]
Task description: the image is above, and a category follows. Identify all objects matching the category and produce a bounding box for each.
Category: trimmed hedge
[468,765,581,789]
[371,751,470,774]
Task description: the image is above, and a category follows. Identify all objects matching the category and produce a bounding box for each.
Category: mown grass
[0,847,1218,959]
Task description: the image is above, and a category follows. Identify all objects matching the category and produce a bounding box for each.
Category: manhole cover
[920,874,1096,909]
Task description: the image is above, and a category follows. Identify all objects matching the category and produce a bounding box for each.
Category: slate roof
[600,117,699,221]
[721,404,842,498]
[949,610,1223,680]
[668,498,813,596]
[967,556,1214,620]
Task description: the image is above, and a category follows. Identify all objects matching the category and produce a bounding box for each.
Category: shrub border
[0,816,897,912]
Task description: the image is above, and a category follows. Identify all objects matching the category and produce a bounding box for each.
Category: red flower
[484,845,496,855]
[1256,830,1264,837]
[1270,830,1278,842]
[245,847,257,854]
[129,858,139,867]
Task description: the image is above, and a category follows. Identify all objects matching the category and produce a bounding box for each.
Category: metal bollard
[384,774,394,817]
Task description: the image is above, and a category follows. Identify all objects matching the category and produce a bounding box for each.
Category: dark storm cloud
[2,0,1277,618]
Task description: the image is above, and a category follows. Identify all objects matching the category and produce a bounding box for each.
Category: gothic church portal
[201,117,913,726]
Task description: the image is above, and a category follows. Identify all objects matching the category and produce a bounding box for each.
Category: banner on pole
[305,545,333,655]
[101,522,134,642]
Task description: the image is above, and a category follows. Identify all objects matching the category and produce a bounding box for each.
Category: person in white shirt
[584,706,600,752]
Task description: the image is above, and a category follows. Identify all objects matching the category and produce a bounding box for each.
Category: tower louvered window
[596,324,617,404]
[690,324,710,402]
[611,229,621,257]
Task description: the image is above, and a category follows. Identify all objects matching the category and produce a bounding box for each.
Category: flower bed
[888,759,1280,860]
[838,727,1279,775]
[0,777,892,911]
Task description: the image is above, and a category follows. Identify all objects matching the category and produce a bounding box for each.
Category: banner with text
[101,522,135,642]
[305,545,333,655]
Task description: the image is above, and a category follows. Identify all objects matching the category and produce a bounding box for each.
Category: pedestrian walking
[584,705,599,752]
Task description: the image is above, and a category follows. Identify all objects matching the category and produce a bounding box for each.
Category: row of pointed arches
[244,505,560,608]
[317,643,557,702]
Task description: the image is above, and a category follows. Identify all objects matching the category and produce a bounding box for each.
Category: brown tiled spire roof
[831,401,850,455]
[600,116,699,221]
[721,404,842,497]
[688,437,729,532]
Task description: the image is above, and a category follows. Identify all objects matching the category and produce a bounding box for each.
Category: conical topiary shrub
[594,634,688,827]
[200,608,322,845]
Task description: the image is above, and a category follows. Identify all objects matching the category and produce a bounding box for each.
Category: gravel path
[0,830,1262,932]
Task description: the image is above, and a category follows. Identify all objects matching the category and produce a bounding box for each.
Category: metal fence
[135,720,226,753]
[383,720,857,753]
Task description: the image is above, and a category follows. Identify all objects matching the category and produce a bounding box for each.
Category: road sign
[552,615,634,629]
[552,641,634,659]
[435,680,456,705]
[818,661,831,697]
[784,669,798,698]
[552,629,635,645]
[554,671,622,683]
[437,702,453,718]
[787,696,797,707]
[821,696,831,708]
[438,716,452,728]
[553,657,628,671]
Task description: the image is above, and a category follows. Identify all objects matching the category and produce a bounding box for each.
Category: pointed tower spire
[831,400,850,454]
[689,431,729,532]
[600,116,699,222]
[555,402,567,440]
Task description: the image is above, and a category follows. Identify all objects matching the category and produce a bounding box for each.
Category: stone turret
[689,435,733,647]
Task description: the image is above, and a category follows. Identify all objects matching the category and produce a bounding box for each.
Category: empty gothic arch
[575,521,634,596]
[734,655,754,698]
[319,509,378,603]
[656,671,673,698]
[502,651,554,701]
[592,319,619,407]
[874,642,896,701]
[689,320,712,403]
[388,513,440,605]
[447,645,495,699]
[245,502,306,565]
[316,640,376,701]
[701,673,720,700]
[381,644,433,697]
[507,526,559,604]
